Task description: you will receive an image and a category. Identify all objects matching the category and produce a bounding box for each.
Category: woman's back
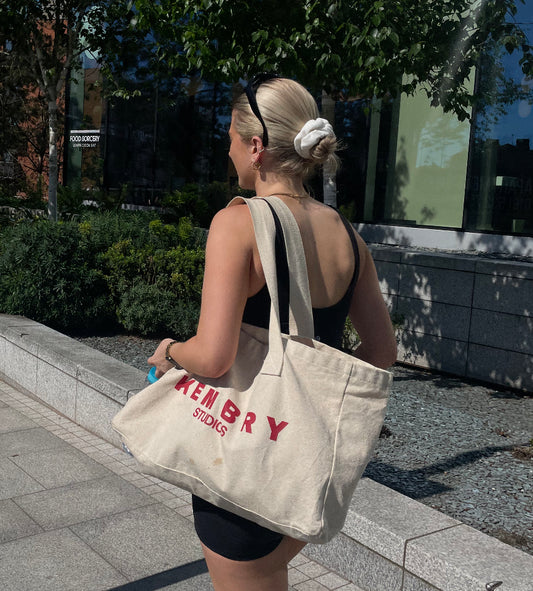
[244,196,360,348]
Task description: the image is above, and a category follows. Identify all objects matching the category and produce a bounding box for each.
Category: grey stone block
[3,324,41,354]
[396,297,470,341]
[0,427,70,457]
[77,361,144,405]
[10,447,112,489]
[0,499,43,543]
[0,314,42,330]
[399,264,475,307]
[344,478,460,566]
[70,503,204,580]
[14,475,155,529]
[382,293,398,313]
[0,407,37,434]
[3,339,38,394]
[475,258,533,280]
[469,309,533,354]
[0,528,126,591]
[405,524,533,591]
[374,260,401,296]
[35,334,90,377]
[402,572,440,591]
[75,382,124,446]
[368,245,402,263]
[304,532,403,591]
[401,251,477,273]
[0,457,44,500]
[473,274,532,317]
[467,344,533,392]
[35,358,77,419]
[0,337,5,375]
[397,331,468,376]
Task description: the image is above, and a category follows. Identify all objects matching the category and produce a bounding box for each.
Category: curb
[1,314,532,591]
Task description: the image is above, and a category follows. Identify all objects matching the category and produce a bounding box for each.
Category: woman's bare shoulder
[209,202,253,235]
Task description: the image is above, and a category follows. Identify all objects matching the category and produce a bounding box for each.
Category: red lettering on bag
[241,412,256,433]
[193,407,227,437]
[220,399,241,424]
[201,388,219,410]
[267,417,289,441]
[175,375,195,395]
[190,382,205,401]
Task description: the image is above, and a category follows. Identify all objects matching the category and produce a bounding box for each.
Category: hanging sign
[70,129,100,149]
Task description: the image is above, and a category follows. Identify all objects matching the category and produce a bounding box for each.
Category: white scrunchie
[293,118,335,159]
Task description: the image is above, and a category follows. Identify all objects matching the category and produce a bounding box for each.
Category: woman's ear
[250,136,265,168]
[251,135,265,155]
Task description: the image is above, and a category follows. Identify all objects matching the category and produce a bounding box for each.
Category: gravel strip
[74,333,532,555]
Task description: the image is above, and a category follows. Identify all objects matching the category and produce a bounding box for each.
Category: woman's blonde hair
[232,77,339,179]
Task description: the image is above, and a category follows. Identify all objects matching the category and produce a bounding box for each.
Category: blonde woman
[148,74,397,591]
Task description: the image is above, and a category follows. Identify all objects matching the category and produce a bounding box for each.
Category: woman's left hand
[147,338,177,379]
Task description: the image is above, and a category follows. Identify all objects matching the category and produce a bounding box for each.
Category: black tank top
[242,205,359,349]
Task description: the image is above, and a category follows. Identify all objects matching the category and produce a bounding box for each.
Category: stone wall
[370,246,533,392]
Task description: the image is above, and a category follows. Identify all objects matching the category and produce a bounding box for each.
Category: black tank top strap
[326,205,360,292]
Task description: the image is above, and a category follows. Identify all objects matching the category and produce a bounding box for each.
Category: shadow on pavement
[107,559,209,591]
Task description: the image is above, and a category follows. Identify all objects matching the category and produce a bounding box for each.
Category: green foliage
[0,210,206,339]
[57,182,86,217]
[0,220,115,332]
[342,317,360,353]
[97,211,205,337]
[116,283,200,338]
[101,229,205,337]
[161,182,230,228]
[125,0,533,121]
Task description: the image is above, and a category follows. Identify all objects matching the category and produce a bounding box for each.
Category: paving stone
[14,475,155,530]
[0,407,37,434]
[315,571,354,589]
[9,447,113,489]
[294,580,329,590]
[289,568,311,586]
[0,528,126,591]
[0,457,44,500]
[0,427,71,457]
[70,503,204,580]
[297,561,330,578]
[0,499,42,543]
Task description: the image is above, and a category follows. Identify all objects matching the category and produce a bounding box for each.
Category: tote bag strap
[227,196,314,375]
[261,197,314,340]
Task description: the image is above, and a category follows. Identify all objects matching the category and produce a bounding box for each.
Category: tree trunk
[47,99,58,221]
[321,91,337,207]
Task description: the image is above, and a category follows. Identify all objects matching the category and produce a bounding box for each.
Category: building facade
[66,3,532,253]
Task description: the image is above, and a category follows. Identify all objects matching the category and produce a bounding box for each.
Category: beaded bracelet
[165,340,182,369]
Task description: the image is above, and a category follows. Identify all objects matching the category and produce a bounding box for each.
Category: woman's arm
[148,204,255,378]
[348,237,397,369]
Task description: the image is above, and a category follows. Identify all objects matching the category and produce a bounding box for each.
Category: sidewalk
[0,376,362,591]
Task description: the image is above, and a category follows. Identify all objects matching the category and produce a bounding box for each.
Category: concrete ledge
[0,314,145,447]
[1,314,532,590]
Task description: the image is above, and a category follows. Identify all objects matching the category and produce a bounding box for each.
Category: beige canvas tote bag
[112,196,392,543]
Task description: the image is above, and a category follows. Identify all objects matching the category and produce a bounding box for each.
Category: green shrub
[101,230,205,338]
[0,220,115,332]
[57,182,86,217]
[0,209,206,338]
[116,283,200,338]
[161,181,231,228]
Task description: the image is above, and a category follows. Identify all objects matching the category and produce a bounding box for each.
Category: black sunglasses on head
[244,73,281,147]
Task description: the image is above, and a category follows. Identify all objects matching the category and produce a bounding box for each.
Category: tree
[112,0,532,204]
[125,0,531,115]
[0,46,55,198]
[0,1,103,220]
